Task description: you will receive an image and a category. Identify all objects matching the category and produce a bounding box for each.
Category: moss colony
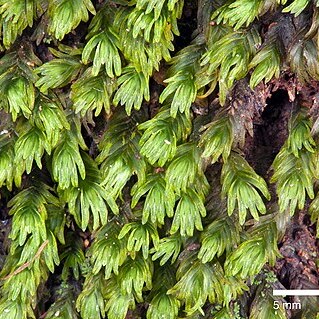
[0,0,319,318]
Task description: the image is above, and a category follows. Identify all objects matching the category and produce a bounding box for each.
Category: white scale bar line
[273,290,319,296]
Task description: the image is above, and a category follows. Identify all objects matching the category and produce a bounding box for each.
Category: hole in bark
[247,89,291,177]
[263,89,289,122]
[175,0,198,50]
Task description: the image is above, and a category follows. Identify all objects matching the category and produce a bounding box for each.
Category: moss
[0,0,318,318]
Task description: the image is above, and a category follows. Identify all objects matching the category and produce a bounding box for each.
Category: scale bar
[273,290,319,296]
